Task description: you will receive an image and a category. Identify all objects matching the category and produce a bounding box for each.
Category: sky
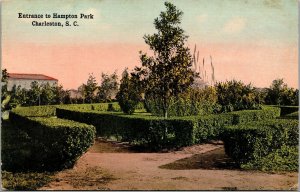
[2,0,298,89]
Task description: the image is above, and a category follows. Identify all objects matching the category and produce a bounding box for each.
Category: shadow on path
[89,138,155,153]
[159,147,239,170]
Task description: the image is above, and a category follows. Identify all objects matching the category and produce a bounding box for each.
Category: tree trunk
[163,95,168,119]
[164,110,168,119]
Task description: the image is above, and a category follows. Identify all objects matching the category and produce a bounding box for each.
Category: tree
[40,83,56,105]
[27,81,41,106]
[98,72,119,102]
[84,73,98,103]
[215,80,261,112]
[265,78,298,106]
[1,69,10,110]
[116,69,141,114]
[52,84,71,104]
[136,2,196,118]
[9,85,28,108]
[77,84,86,104]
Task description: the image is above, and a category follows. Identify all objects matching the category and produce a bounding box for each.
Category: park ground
[39,138,298,190]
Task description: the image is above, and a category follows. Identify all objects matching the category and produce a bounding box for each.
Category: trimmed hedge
[229,105,280,124]
[12,105,58,117]
[11,103,122,118]
[56,108,193,149]
[9,109,96,171]
[56,106,280,149]
[59,102,121,112]
[223,119,298,171]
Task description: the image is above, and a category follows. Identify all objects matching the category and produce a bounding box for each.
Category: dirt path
[40,139,298,190]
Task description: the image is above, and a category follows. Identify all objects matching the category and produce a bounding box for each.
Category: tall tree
[27,81,41,106]
[9,85,28,108]
[116,68,141,114]
[98,72,119,102]
[84,73,98,103]
[265,78,298,106]
[136,2,196,118]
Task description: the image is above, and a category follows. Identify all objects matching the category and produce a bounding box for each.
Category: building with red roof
[7,73,58,90]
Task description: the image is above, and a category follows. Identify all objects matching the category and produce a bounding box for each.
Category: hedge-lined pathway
[40,139,298,190]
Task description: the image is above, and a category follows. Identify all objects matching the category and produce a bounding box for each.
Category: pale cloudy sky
[2,0,298,89]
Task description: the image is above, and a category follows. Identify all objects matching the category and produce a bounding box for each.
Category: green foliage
[26,81,41,106]
[9,110,96,171]
[222,119,298,171]
[2,120,34,171]
[83,73,98,103]
[2,171,53,190]
[12,105,58,117]
[56,106,279,150]
[9,85,28,108]
[136,2,197,118]
[1,69,9,110]
[215,80,261,112]
[145,87,220,117]
[56,107,195,149]
[60,102,121,112]
[40,83,56,105]
[229,105,281,124]
[265,78,298,106]
[116,69,141,114]
[52,84,71,104]
[98,72,119,102]
[241,145,298,172]
[7,80,69,108]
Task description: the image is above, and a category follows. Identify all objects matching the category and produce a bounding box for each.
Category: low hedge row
[56,109,193,149]
[11,103,122,118]
[59,102,121,112]
[9,110,96,171]
[222,119,298,171]
[229,106,280,124]
[56,106,280,149]
[12,105,58,117]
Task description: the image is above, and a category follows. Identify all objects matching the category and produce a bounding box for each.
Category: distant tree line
[76,72,119,104]
[1,71,71,110]
[1,69,120,110]
[115,2,298,118]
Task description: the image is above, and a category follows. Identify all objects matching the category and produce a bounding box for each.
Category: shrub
[56,108,192,149]
[9,110,96,171]
[116,69,142,114]
[241,145,298,171]
[215,80,261,112]
[2,120,33,171]
[229,105,280,124]
[222,119,298,171]
[145,87,219,117]
[265,78,298,106]
[56,106,280,150]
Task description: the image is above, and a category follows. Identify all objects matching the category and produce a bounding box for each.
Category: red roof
[8,73,58,81]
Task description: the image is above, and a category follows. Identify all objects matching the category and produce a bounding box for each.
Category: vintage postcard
[1,0,298,191]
